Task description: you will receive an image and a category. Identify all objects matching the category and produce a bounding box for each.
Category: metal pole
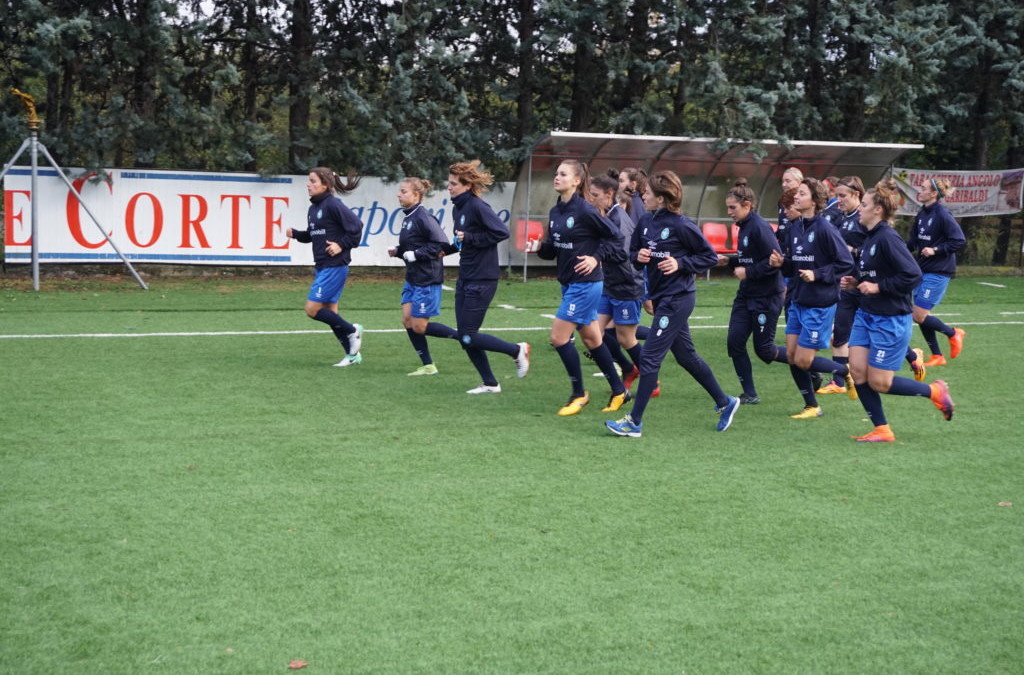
[36,143,148,290]
[30,130,40,291]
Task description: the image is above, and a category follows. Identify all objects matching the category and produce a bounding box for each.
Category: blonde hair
[867,177,901,220]
[930,178,955,200]
[401,177,432,202]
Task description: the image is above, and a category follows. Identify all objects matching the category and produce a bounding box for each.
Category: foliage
[0,0,1021,180]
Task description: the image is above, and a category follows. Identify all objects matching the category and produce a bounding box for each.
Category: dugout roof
[508,131,923,271]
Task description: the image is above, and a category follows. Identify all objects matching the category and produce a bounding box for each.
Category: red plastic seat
[702,222,736,255]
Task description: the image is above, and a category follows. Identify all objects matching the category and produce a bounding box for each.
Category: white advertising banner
[2,168,514,266]
[893,167,1024,218]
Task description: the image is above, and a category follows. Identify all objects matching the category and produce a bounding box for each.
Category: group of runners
[288,160,964,441]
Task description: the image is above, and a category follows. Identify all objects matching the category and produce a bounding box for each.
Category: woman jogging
[606,171,740,437]
[908,178,967,366]
[286,167,365,367]
[389,177,458,375]
[536,161,629,415]
[442,160,530,394]
[844,178,954,442]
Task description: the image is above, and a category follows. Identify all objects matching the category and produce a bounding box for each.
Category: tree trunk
[289,0,313,171]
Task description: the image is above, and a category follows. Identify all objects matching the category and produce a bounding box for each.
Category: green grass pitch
[1,270,1022,674]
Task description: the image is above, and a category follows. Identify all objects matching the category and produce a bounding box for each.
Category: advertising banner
[892,167,1023,218]
[3,168,514,266]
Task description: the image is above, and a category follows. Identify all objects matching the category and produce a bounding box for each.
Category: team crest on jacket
[870,244,877,256]
[660,228,670,239]
[743,235,749,247]
[460,215,466,226]
[317,209,323,218]
[566,216,575,229]
[808,232,815,243]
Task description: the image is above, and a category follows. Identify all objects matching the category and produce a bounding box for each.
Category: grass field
[1,269,1022,674]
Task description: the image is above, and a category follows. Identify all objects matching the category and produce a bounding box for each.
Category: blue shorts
[402,282,442,318]
[557,281,603,326]
[913,273,951,310]
[307,265,349,303]
[850,311,913,371]
[597,296,643,325]
[785,302,836,350]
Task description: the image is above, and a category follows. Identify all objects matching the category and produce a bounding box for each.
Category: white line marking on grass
[441,284,455,291]
[497,304,526,311]
[540,314,559,320]
[3,321,1021,341]
[1001,312,1024,315]
[0,327,557,340]
[977,282,1006,288]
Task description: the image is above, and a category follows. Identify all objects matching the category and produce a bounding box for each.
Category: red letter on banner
[178,194,211,248]
[4,190,32,245]
[125,193,163,248]
[263,196,290,249]
[66,174,111,249]
[220,194,251,249]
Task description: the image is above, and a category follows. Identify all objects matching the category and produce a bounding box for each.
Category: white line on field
[3,320,1021,340]
[977,282,1007,288]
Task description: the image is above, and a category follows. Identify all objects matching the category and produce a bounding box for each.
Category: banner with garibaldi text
[892,167,1023,218]
[2,168,514,266]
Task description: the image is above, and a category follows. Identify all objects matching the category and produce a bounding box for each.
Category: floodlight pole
[1,89,148,291]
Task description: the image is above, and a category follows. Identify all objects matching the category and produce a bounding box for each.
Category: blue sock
[922,314,954,339]
[407,328,431,365]
[626,344,643,371]
[919,324,941,356]
[464,346,498,386]
[554,341,585,398]
[635,325,651,341]
[630,373,660,423]
[905,347,918,364]
[425,322,458,339]
[467,331,518,357]
[791,365,817,406]
[832,355,849,385]
[603,329,633,372]
[809,355,848,378]
[855,382,887,426]
[314,308,354,351]
[589,342,625,394]
[887,376,931,398]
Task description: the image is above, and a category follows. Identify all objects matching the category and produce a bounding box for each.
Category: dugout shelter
[508,131,923,277]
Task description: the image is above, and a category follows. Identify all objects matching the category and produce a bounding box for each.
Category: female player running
[722,181,785,405]
[286,167,365,367]
[606,171,740,437]
[536,161,629,415]
[389,177,458,375]
[818,176,867,394]
[442,160,530,394]
[844,178,954,442]
[908,178,967,366]
[769,177,855,418]
[590,173,645,389]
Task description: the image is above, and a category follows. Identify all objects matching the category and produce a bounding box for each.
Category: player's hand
[637,248,652,263]
[657,256,679,274]
[858,281,880,295]
[921,246,936,257]
[733,266,747,281]
[798,268,815,283]
[840,275,857,291]
[286,228,294,239]
[326,240,341,256]
[574,255,597,275]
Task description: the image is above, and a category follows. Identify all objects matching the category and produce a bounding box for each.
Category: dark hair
[621,167,648,196]
[449,160,493,196]
[401,177,432,202]
[867,177,901,220]
[591,173,618,194]
[802,177,830,214]
[559,159,591,199]
[727,179,757,207]
[823,176,841,194]
[310,167,361,194]
[780,186,798,209]
[648,171,683,213]
[605,167,620,181]
[836,175,865,199]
